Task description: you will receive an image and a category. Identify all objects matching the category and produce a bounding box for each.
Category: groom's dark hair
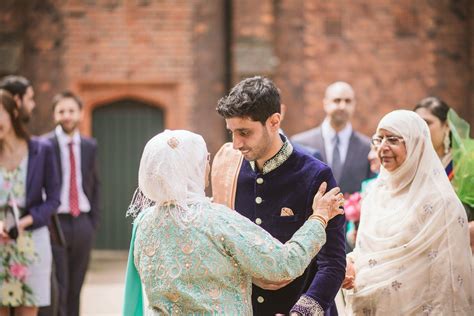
[216,76,280,124]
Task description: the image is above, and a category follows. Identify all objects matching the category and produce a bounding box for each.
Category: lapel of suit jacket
[341,132,360,177]
[315,128,327,162]
[26,139,39,196]
[80,137,88,185]
[51,133,63,181]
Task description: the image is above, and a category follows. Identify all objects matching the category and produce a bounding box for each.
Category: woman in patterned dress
[123,130,345,315]
[0,90,60,316]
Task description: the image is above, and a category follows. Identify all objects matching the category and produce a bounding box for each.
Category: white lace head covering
[347,110,473,314]
[127,130,209,222]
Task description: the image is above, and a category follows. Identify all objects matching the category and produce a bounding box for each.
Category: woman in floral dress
[0,90,60,315]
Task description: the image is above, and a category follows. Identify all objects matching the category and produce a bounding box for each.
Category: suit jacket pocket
[271,214,303,242]
[272,214,301,223]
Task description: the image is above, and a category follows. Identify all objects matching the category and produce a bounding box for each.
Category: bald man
[291,81,373,194]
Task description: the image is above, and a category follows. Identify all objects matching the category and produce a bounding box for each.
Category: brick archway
[74,81,185,137]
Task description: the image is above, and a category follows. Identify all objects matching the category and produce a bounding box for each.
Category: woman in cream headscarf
[344,110,472,315]
[123,130,344,315]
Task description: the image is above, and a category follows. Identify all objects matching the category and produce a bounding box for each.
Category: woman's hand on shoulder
[310,182,344,225]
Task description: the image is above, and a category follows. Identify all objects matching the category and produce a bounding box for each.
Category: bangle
[308,214,327,227]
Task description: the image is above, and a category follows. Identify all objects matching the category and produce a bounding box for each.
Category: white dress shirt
[55,125,91,214]
[321,119,352,168]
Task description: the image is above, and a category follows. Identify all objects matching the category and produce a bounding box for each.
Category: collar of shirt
[55,125,81,147]
[321,119,352,166]
[249,134,293,175]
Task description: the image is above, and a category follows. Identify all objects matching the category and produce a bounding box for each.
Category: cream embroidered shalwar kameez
[346,110,473,315]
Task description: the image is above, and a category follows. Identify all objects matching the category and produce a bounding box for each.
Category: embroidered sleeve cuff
[290,295,324,316]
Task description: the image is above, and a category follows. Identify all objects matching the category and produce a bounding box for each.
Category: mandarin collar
[249,134,293,175]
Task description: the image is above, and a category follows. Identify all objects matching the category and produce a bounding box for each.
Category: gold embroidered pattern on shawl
[133,203,326,315]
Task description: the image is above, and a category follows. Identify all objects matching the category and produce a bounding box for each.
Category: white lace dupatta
[347,110,473,315]
[127,130,210,228]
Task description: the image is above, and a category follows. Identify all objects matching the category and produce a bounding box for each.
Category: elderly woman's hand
[310,182,344,226]
[342,257,356,289]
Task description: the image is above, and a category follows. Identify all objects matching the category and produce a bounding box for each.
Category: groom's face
[226,116,272,162]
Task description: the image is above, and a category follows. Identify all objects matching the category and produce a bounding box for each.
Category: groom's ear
[266,113,281,131]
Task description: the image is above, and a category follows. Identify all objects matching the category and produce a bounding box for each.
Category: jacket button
[257,296,264,303]
[255,197,263,204]
[255,218,262,225]
[256,178,264,184]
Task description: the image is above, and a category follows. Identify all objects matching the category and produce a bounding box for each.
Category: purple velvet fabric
[25,137,61,229]
[234,146,346,315]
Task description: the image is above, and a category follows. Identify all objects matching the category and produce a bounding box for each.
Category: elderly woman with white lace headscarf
[122,130,344,315]
[343,110,473,315]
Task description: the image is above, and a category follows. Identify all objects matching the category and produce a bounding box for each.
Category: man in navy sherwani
[215,76,346,315]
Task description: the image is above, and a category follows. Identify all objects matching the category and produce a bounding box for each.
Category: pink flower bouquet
[344,192,362,222]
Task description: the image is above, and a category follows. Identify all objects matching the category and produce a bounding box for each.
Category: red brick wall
[232,0,473,137]
[273,0,309,135]
[191,0,227,154]
[1,0,472,148]
[232,0,276,83]
[9,0,227,154]
[62,0,195,133]
[298,0,473,137]
[6,1,66,135]
[429,0,473,129]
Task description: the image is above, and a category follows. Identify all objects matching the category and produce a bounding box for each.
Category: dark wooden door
[92,99,164,249]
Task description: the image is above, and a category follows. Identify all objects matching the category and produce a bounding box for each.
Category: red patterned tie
[68,142,80,217]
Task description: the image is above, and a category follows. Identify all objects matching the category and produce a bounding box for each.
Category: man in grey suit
[291,81,372,194]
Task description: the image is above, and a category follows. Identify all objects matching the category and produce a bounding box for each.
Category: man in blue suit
[213,76,346,315]
[44,91,100,316]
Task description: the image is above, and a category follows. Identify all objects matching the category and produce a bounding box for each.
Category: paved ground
[81,251,128,316]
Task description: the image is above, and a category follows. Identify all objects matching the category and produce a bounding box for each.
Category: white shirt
[55,125,91,214]
[321,119,352,167]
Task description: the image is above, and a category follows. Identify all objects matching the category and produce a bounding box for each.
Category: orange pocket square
[280,207,294,216]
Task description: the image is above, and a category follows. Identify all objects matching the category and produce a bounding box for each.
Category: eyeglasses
[371,135,404,147]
